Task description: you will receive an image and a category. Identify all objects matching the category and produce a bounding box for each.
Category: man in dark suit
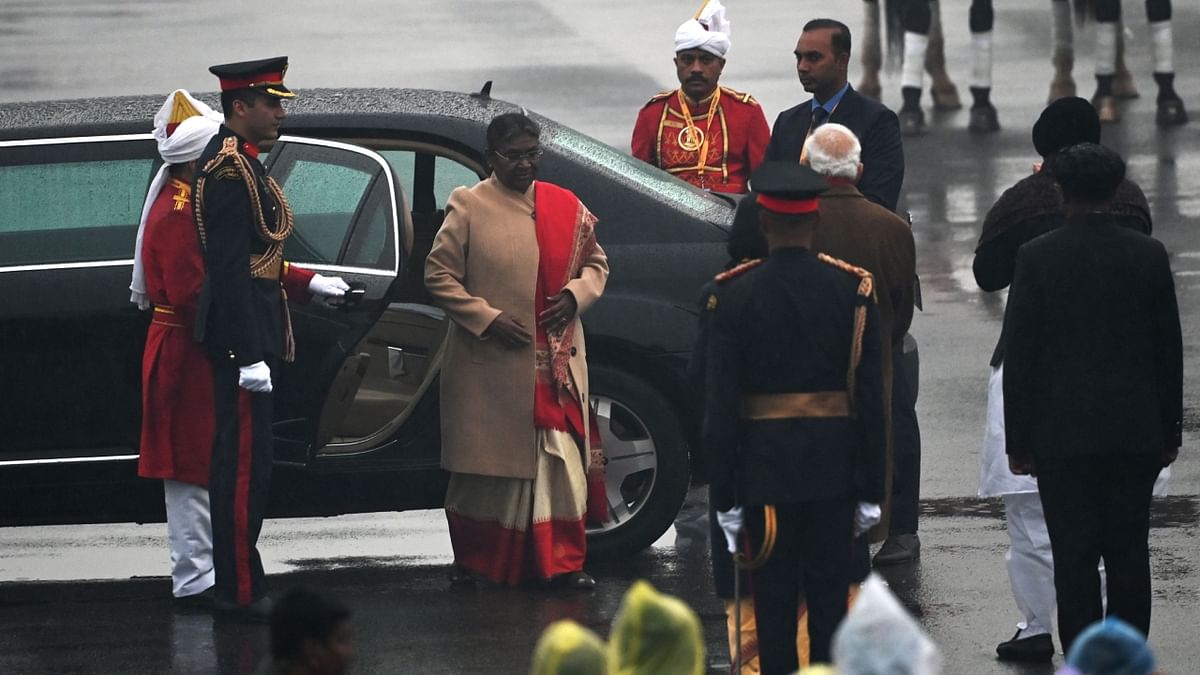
[703,162,887,673]
[1003,143,1182,654]
[765,18,904,213]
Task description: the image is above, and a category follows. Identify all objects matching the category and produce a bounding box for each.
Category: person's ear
[855,162,864,182]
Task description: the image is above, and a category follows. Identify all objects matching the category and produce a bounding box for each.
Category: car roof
[0,87,525,141]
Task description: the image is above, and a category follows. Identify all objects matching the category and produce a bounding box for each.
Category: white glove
[308,274,350,297]
[130,290,150,311]
[853,502,882,537]
[238,361,273,393]
[716,507,744,554]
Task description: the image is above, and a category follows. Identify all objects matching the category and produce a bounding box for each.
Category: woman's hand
[538,291,578,333]
[484,313,533,348]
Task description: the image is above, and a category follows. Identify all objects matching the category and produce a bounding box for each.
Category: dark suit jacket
[765,85,905,213]
[1002,214,1183,461]
[701,248,887,511]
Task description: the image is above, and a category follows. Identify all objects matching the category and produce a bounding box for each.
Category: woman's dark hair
[486,112,541,150]
[1048,142,1126,205]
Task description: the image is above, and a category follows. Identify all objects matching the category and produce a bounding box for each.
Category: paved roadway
[2,0,1199,673]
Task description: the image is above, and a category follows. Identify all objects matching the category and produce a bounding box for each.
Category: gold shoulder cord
[194,137,295,277]
[817,253,875,413]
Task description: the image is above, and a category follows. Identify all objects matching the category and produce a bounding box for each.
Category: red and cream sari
[444,182,605,586]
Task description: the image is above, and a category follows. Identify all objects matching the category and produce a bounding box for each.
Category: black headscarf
[1032,97,1101,158]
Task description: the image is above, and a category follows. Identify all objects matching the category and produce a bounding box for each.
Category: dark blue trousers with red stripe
[210,361,273,607]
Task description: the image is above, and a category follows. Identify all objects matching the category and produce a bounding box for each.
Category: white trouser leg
[1003,492,1055,637]
[902,32,929,90]
[164,479,215,598]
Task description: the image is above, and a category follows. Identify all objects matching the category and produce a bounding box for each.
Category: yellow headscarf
[608,581,704,675]
[530,620,607,675]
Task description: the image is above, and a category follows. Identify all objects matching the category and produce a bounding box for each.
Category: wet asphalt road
[2,0,1200,673]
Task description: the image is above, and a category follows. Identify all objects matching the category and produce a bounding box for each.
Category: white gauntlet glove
[238,361,273,393]
[853,502,882,537]
[308,274,350,297]
[716,507,744,554]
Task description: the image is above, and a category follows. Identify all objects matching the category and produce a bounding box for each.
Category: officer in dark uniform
[193,56,297,621]
[701,162,887,673]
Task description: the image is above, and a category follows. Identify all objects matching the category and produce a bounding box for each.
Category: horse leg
[1112,18,1140,99]
[1048,0,1076,102]
[859,0,884,100]
[1147,0,1187,125]
[926,1,962,110]
[899,0,932,135]
[967,0,1000,132]
[1093,0,1122,122]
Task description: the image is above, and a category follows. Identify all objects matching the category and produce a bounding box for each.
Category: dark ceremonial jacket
[701,248,887,511]
[193,126,308,366]
[973,171,1151,366]
[765,85,904,213]
[1002,213,1182,462]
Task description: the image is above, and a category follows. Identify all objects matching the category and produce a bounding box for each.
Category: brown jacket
[425,177,609,479]
[813,181,917,539]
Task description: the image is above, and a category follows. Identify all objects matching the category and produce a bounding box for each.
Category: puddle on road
[919,495,1197,528]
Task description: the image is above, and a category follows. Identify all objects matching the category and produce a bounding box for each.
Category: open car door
[262,136,410,465]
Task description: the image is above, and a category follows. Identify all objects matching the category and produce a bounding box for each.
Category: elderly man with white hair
[805,123,918,564]
[631,0,769,194]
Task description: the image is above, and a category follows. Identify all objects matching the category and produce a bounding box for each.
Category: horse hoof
[1113,72,1140,100]
[1156,98,1188,127]
[858,79,882,101]
[899,108,926,136]
[968,105,1001,133]
[1092,95,1120,124]
[931,85,962,111]
[1048,78,1076,103]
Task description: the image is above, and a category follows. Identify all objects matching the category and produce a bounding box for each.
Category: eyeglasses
[492,148,543,163]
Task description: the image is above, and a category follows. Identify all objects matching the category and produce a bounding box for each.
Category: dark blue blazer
[765,85,905,213]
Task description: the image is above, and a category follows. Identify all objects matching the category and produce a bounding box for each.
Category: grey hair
[803,123,862,179]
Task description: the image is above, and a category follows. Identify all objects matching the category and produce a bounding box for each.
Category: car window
[0,140,156,267]
[378,150,480,210]
[267,140,400,271]
[380,150,416,207]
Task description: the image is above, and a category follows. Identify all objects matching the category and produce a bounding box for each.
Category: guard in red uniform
[631,0,769,194]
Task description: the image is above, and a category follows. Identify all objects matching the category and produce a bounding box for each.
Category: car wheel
[585,364,690,560]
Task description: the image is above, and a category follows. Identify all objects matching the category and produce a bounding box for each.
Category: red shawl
[532,182,596,436]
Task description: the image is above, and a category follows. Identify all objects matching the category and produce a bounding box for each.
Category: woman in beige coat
[425,113,609,589]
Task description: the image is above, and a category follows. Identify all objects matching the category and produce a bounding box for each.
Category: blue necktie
[812,106,830,129]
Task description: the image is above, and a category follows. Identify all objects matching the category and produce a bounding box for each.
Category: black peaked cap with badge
[749,161,828,215]
[209,56,296,99]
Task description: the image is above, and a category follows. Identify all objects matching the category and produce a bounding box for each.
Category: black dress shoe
[872,533,920,566]
[213,595,273,624]
[996,630,1055,662]
[172,587,214,613]
[548,572,596,591]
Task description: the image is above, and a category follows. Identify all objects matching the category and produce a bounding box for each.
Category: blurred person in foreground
[261,587,353,675]
[607,580,704,675]
[1058,617,1157,675]
[832,574,941,675]
[425,112,609,589]
[530,620,607,675]
[1003,142,1182,653]
[703,162,886,674]
[974,96,1164,663]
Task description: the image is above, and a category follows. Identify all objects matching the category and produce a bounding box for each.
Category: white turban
[675,0,732,58]
[129,91,223,309]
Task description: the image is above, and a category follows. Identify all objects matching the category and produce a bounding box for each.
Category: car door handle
[326,282,367,309]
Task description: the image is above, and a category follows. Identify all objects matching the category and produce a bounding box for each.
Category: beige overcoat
[425,176,609,479]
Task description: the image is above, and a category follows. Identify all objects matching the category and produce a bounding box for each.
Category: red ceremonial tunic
[631,85,770,194]
[138,179,315,487]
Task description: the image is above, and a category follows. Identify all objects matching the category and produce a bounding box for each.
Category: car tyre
[585,364,690,560]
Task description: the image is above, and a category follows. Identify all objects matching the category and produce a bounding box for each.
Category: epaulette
[818,253,874,298]
[714,258,764,284]
[720,86,758,105]
[642,89,676,107]
[203,137,244,181]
